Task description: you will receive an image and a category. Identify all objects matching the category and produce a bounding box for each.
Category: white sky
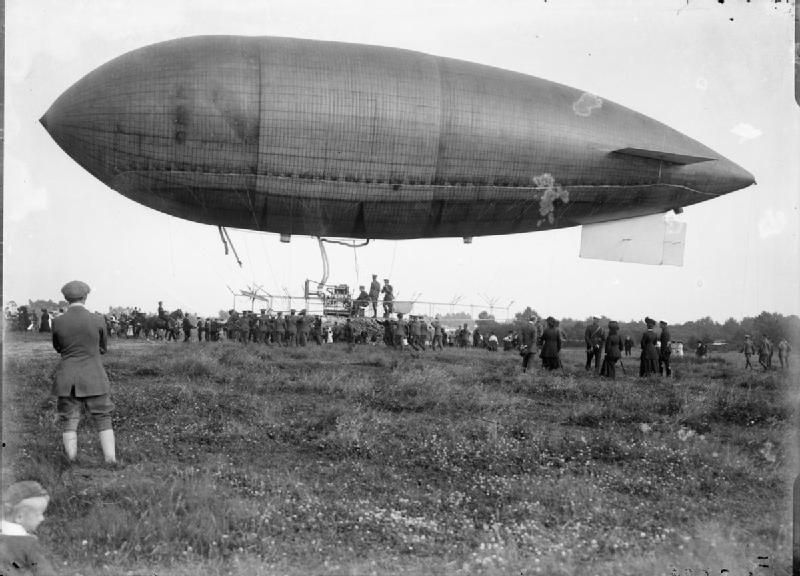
[4,0,799,322]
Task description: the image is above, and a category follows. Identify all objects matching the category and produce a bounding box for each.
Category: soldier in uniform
[639,317,660,377]
[285,309,298,347]
[369,274,381,318]
[584,317,605,373]
[273,311,286,346]
[472,326,483,348]
[312,315,323,345]
[196,317,205,342]
[624,335,633,356]
[777,338,791,370]
[419,316,429,350]
[354,286,370,317]
[182,315,193,342]
[343,318,355,349]
[431,317,443,350]
[157,301,167,320]
[395,313,408,349]
[742,334,756,369]
[520,316,539,373]
[381,279,394,315]
[378,314,393,347]
[51,281,117,465]
[298,310,311,346]
[658,320,672,377]
[758,335,772,370]
[538,316,561,370]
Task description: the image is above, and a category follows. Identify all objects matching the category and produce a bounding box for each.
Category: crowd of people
[3,277,795,573]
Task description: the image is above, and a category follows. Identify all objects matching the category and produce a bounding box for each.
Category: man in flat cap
[51,280,117,466]
[1,481,57,575]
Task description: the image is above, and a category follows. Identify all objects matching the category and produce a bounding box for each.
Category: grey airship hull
[41,36,754,239]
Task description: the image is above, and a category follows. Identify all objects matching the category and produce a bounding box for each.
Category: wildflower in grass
[759,441,776,463]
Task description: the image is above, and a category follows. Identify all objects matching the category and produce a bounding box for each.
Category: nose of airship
[709,157,756,193]
[662,153,755,198]
[38,84,118,184]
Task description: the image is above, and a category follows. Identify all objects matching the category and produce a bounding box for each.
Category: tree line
[450,309,800,351]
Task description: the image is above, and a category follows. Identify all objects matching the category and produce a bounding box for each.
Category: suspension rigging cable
[218,226,243,268]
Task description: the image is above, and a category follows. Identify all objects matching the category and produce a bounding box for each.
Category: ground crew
[182,315,192,342]
[354,286,370,316]
[431,317,443,350]
[758,335,772,370]
[369,275,381,318]
[658,320,672,377]
[520,316,539,373]
[381,279,394,315]
[639,317,659,377]
[395,313,408,349]
[584,317,605,373]
[778,338,791,370]
[624,336,633,356]
[742,335,756,369]
[272,312,285,346]
[286,310,298,347]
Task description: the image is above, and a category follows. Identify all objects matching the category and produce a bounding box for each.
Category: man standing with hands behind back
[369,274,381,318]
[51,280,117,466]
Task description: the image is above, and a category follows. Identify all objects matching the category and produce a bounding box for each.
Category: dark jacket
[604,332,624,361]
[0,534,58,576]
[641,329,659,361]
[51,305,110,397]
[538,326,562,359]
[659,328,671,358]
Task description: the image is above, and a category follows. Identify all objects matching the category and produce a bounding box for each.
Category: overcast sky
[4,0,798,323]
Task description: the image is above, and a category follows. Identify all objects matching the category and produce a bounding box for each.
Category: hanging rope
[352,242,360,289]
[320,238,370,248]
[389,241,398,279]
[218,226,229,255]
[218,226,243,267]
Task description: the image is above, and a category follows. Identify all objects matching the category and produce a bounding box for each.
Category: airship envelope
[40,35,755,257]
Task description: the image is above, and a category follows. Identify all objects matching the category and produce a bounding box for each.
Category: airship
[40,36,754,264]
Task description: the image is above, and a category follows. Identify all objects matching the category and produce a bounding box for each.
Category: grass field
[2,332,797,575]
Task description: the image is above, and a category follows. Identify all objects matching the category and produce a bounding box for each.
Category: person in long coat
[538,316,562,370]
[51,280,116,465]
[639,317,660,377]
[39,309,51,333]
[600,321,624,378]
